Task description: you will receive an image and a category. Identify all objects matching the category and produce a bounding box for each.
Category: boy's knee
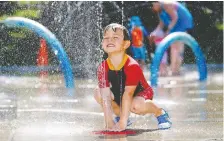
[131,101,144,115]
[131,96,148,115]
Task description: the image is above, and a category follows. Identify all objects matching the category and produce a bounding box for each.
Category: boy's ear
[123,40,131,49]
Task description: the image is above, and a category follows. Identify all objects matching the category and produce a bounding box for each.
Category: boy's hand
[105,120,116,131]
[108,120,127,132]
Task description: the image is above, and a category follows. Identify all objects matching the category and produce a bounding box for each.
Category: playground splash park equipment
[0,17,207,88]
[0,17,74,88]
[150,32,207,86]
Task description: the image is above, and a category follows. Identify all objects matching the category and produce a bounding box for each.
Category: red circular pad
[92,130,136,135]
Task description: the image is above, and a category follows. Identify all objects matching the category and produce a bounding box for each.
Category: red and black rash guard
[97,54,152,105]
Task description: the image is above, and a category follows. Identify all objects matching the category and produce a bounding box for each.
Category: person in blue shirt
[150,1,194,75]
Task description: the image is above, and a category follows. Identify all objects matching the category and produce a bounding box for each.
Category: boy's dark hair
[102,23,133,59]
[103,23,130,41]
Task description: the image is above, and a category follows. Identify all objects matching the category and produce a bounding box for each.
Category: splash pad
[92,130,136,135]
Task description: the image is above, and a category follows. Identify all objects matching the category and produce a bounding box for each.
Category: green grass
[9,31,27,38]
[14,9,40,18]
[0,15,8,21]
[17,1,40,5]
[0,9,40,21]
[216,23,223,30]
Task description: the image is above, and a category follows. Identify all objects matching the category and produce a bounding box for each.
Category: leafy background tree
[0,1,41,66]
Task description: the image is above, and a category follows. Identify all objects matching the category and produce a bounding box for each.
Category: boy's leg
[111,101,120,116]
[131,96,162,116]
[130,87,172,129]
[130,87,161,116]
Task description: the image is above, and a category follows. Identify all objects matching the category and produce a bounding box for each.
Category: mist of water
[41,1,105,78]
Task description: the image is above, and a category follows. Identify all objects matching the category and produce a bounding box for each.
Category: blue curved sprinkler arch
[1,17,74,88]
[150,32,207,86]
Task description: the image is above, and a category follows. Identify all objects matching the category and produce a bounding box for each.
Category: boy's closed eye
[103,37,109,40]
[103,36,120,40]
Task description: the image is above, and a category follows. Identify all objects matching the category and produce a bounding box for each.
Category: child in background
[94,23,172,131]
[129,16,150,69]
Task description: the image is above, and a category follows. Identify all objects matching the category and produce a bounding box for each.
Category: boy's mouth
[107,44,115,48]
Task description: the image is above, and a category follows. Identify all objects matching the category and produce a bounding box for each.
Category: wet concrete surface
[0,67,223,141]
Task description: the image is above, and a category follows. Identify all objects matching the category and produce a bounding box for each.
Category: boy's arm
[96,62,114,129]
[119,86,136,126]
[119,64,141,126]
[100,87,115,129]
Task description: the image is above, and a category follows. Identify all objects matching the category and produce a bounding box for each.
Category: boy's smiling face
[102,28,128,54]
